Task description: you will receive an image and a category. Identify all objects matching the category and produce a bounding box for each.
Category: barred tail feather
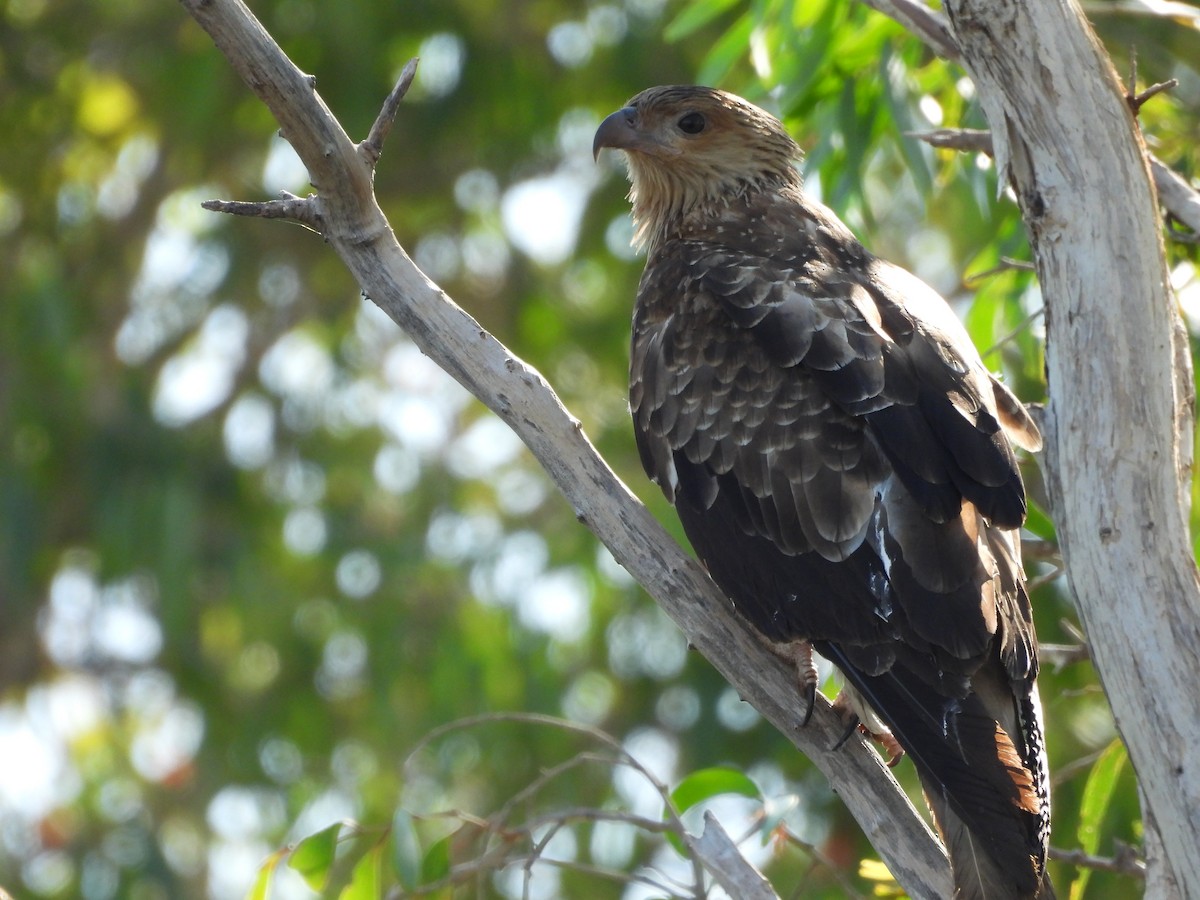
[817,642,1052,899]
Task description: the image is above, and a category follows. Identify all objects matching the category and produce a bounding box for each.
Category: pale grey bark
[685,813,780,900]
[941,1,1200,897]
[861,2,1200,893]
[177,0,953,897]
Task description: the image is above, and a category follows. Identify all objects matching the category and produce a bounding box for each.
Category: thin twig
[393,846,687,899]
[776,826,873,900]
[1051,745,1110,787]
[965,256,1036,284]
[1129,80,1179,115]
[1025,564,1065,596]
[402,713,712,896]
[361,58,419,167]
[912,125,1200,242]
[910,127,994,155]
[1127,45,1139,104]
[1060,618,1087,645]
[857,0,960,62]
[1039,641,1090,670]
[979,307,1045,361]
[1050,843,1146,880]
[200,192,320,229]
[519,806,676,836]
[1124,44,1177,117]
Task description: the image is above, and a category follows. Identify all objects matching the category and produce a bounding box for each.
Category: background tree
[2,1,1198,899]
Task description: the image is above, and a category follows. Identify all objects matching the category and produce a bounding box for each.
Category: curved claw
[830,715,905,766]
[799,678,817,727]
[832,713,862,751]
[758,637,820,728]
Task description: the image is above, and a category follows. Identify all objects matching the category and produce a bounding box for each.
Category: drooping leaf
[245,848,287,900]
[340,840,384,900]
[664,767,762,854]
[1069,739,1128,900]
[671,766,762,814]
[321,826,378,899]
[421,832,453,884]
[664,0,743,42]
[288,822,344,891]
[391,809,422,889]
[697,12,755,87]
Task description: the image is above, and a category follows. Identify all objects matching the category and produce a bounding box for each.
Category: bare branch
[912,127,993,154]
[684,812,779,900]
[360,58,419,168]
[1156,162,1200,239]
[912,127,1200,246]
[1050,843,1146,880]
[201,192,320,228]
[856,0,960,62]
[1128,78,1179,115]
[179,3,955,897]
[1038,642,1090,670]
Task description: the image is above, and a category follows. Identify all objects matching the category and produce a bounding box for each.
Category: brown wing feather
[613,84,1049,897]
[630,187,1049,897]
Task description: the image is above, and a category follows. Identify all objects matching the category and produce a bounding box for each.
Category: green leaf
[777,2,838,112]
[965,276,1004,354]
[245,848,287,900]
[320,826,377,900]
[696,12,755,87]
[288,822,343,891]
[664,767,761,857]
[671,767,762,814]
[340,841,383,900]
[879,46,933,199]
[1069,739,1127,900]
[421,833,453,884]
[664,0,742,42]
[391,809,422,889]
[1022,501,1057,544]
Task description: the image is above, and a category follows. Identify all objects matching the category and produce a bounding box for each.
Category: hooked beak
[593,105,655,161]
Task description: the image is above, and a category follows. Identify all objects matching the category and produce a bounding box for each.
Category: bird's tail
[818,642,1052,899]
[926,792,1056,900]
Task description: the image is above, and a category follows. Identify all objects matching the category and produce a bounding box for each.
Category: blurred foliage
[1,0,1198,898]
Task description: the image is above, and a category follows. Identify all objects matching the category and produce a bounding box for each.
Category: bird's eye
[677,112,706,135]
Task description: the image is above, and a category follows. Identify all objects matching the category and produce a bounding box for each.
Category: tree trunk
[943,1,1200,896]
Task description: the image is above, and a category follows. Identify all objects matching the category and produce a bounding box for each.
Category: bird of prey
[594,85,1053,900]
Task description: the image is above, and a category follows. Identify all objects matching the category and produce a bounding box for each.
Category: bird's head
[593,85,802,251]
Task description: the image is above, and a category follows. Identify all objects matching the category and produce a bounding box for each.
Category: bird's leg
[831,685,905,767]
[757,636,820,725]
